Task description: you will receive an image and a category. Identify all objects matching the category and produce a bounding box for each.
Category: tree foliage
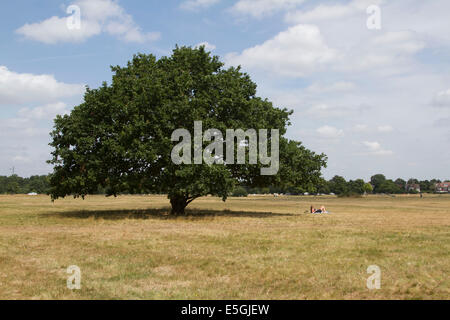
[363,183,373,194]
[370,174,386,193]
[377,180,403,194]
[232,186,249,197]
[48,46,327,214]
[0,175,49,194]
[329,175,348,195]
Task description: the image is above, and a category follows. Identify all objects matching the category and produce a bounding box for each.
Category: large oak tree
[48,46,327,215]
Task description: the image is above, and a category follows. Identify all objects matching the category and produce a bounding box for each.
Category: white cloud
[285,4,352,23]
[334,31,425,74]
[285,0,382,24]
[351,125,394,133]
[16,0,160,44]
[195,41,216,51]
[433,89,450,107]
[0,101,70,176]
[0,66,84,106]
[0,66,80,177]
[384,0,450,45]
[16,16,101,44]
[366,31,426,67]
[371,31,425,55]
[316,125,344,139]
[435,117,450,128]
[353,124,369,133]
[377,125,393,133]
[0,115,53,176]
[363,141,393,156]
[226,24,337,77]
[12,155,32,164]
[1,104,68,138]
[180,0,220,11]
[305,81,355,93]
[18,102,69,120]
[305,103,370,119]
[231,0,305,18]
[306,104,347,119]
[285,1,425,75]
[0,117,48,138]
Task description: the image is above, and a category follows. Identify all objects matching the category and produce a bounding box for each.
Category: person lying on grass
[310,205,327,214]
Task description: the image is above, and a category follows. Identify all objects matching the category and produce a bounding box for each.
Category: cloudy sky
[1,0,449,180]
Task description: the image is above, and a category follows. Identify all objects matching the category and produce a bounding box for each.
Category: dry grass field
[0,194,448,300]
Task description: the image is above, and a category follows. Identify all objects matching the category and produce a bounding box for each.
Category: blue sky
[1,0,449,180]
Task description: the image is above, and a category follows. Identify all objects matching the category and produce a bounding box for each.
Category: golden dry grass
[0,194,449,300]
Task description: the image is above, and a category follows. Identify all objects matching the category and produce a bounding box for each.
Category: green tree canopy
[370,174,386,193]
[377,179,403,194]
[363,182,373,194]
[347,179,366,195]
[407,178,419,185]
[48,46,327,214]
[394,178,406,190]
[316,177,331,194]
[329,175,348,195]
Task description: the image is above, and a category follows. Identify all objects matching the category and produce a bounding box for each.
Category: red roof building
[435,182,450,193]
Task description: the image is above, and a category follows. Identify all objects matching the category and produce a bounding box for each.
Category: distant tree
[232,186,248,197]
[363,183,373,194]
[281,185,304,195]
[6,181,20,194]
[247,187,260,194]
[429,179,442,193]
[316,177,331,194]
[27,175,50,194]
[5,175,23,194]
[347,179,365,195]
[0,175,50,194]
[260,187,270,194]
[419,180,432,193]
[394,178,406,190]
[0,176,6,194]
[269,185,282,194]
[377,179,403,194]
[407,178,419,185]
[370,174,386,193]
[329,175,348,195]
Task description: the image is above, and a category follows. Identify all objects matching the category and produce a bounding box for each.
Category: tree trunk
[170,196,188,215]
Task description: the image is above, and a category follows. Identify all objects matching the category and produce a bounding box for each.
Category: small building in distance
[405,184,421,193]
[435,182,450,193]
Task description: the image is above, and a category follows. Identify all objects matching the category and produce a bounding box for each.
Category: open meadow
[0,194,448,300]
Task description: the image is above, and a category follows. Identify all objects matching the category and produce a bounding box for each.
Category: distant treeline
[0,175,50,194]
[1,173,447,196]
[0,174,108,195]
[317,175,446,196]
[233,174,448,197]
